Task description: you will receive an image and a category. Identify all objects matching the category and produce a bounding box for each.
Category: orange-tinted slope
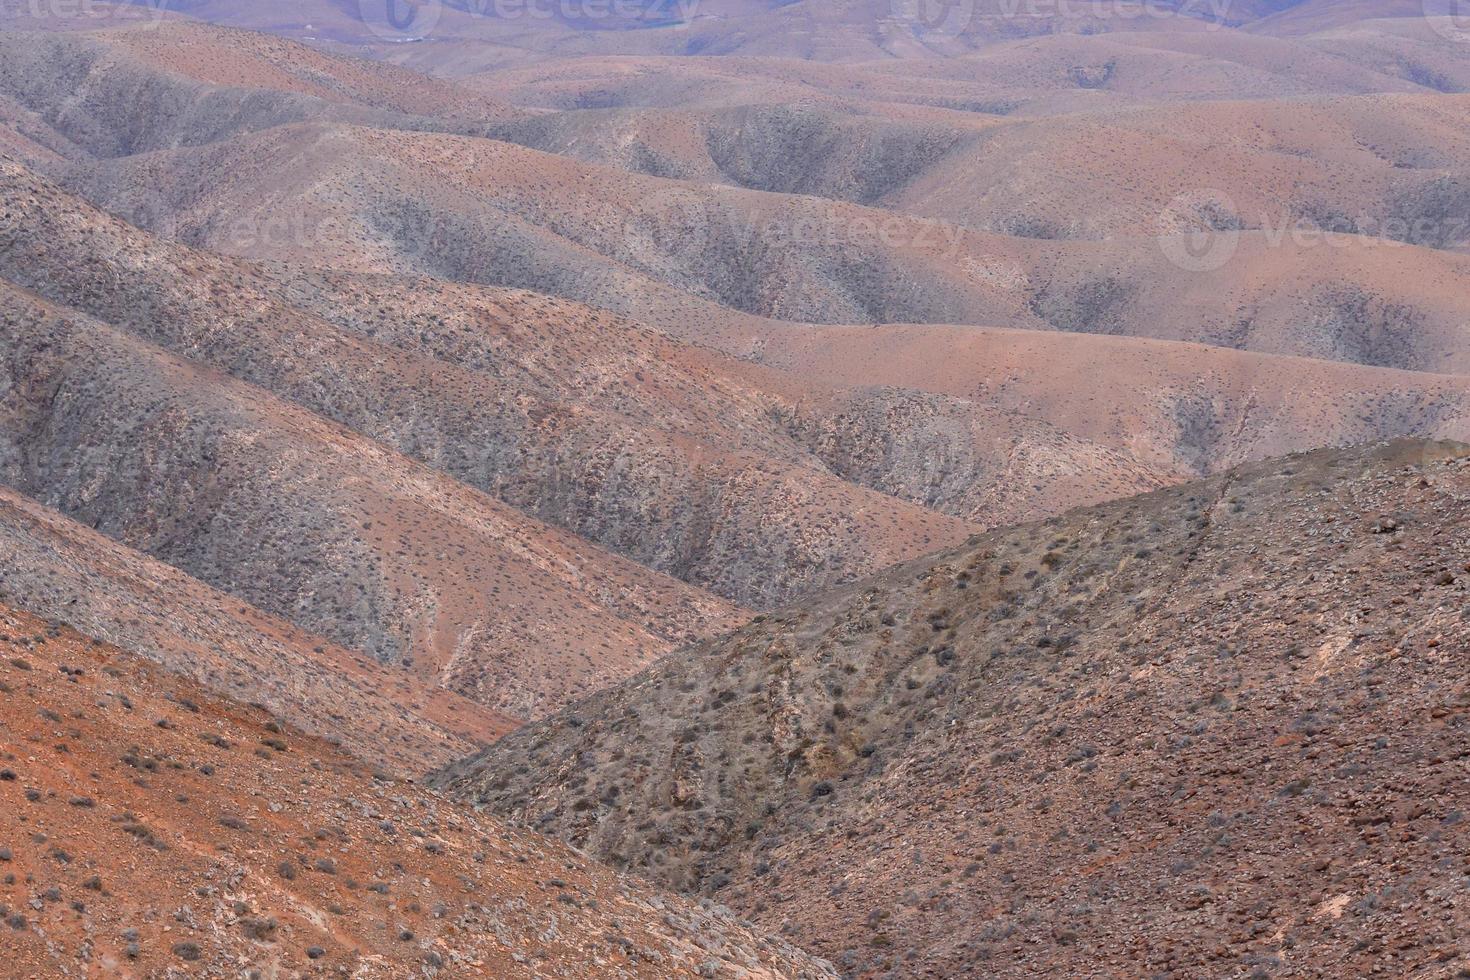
[0,604,835,978]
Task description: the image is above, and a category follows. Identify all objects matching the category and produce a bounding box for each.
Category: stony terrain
[0,279,741,721]
[0,603,835,978]
[0,23,1466,374]
[441,440,1470,976]
[0,159,991,610]
[42,0,1465,73]
[750,324,1470,477]
[60,119,1470,372]
[0,19,524,166]
[0,486,513,777]
[4,142,1463,632]
[0,5,1465,976]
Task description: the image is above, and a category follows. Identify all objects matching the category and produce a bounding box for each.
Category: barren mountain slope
[483,84,1467,250]
[19,142,1467,571]
[285,270,1161,541]
[59,121,1021,329]
[440,440,1470,977]
[9,148,1466,556]
[85,20,523,121]
[59,121,1470,372]
[49,0,1449,83]
[484,102,980,202]
[0,281,742,720]
[471,34,1462,179]
[473,80,1470,266]
[1295,17,1470,94]
[1248,1,1430,36]
[747,323,1470,475]
[0,156,1000,607]
[908,27,1442,102]
[40,0,1373,67]
[886,93,1470,244]
[0,21,524,165]
[8,22,1463,372]
[0,604,834,978]
[463,57,941,112]
[0,488,511,776]
[465,27,1435,119]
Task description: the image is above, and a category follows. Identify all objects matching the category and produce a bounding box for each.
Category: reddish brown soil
[0,604,835,978]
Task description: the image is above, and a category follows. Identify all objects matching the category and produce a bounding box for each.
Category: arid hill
[0,279,744,720]
[463,34,1441,118]
[0,4,1465,732]
[0,603,834,978]
[882,93,1470,244]
[0,155,995,611]
[60,119,1470,372]
[0,486,511,777]
[8,145,1465,610]
[440,440,1470,977]
[0,20,524,165]
[746,323,1470,476]
[6,126,1469,625]
[478,72,1470,208]
[50,0,1450,70]
[0,4,1464,978]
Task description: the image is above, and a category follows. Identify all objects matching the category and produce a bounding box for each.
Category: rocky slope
[483,91,1470,256]
[0,155,994,608]
[65,0,1460,69]
[64,119,1470,372]
[0,603,834,978]
[0,485,512,776]
[0,6,1464,978]
[0,279,741,720]
[750,324,1470,477]
[440,440,1470,977]
[0,20,524,165]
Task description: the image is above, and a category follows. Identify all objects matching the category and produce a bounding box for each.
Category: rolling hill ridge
[440,439,1470,976]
